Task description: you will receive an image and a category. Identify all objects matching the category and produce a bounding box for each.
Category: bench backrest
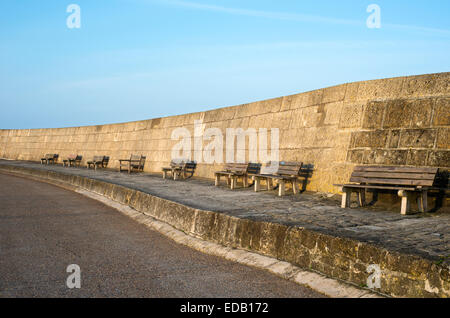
[248,163,262,175]
[93,155,104,162]
[271,161,303,176]
[130,154,141,161]
[170,159,186,168]
[170,159,196,171]
[184,161,196,173]
[350,166,439,187]
[138,155,146,168]
[222,162,249,174]
[102,156,110,166]
[75,155,83,161]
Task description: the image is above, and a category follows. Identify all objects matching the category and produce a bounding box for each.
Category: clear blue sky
[1,0,449,129]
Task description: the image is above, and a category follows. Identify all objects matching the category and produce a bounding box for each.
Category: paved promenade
[0,160,448,266]
[0,172,324,297]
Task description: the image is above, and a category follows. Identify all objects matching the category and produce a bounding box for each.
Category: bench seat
[253,161,303,196]
[214,163,253,189]
[335,165,440,215]
[162,160,196,180]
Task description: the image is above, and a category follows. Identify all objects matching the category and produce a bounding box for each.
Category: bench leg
[230,176,236,190]
[278,180,285,197]
[292,179,298,195]
[215,174,220,186]
[341,188,352,208]
[255,177,261,192]
[267,178,273,191]
[226,176,230,186]
[417,190,428,213]
[243,176,248,188]
[173,170,178,180]
[163,171,167,179]
[398,190,412,215]
[357,189,366,207]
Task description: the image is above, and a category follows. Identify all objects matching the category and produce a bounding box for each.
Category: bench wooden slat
[351,171,437,180]
[337,184,417,191]
[349,176,434,186]
[354,166,438,173]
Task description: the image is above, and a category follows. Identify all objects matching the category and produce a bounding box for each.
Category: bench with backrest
[87,156,109,171]
[119,154,146,173]
[335,166,440,215]
[63,154,82,167]
[214,162,250,189]
[40,154,58,165]
[162,160,196,180]
[129,155,146,173]
[253,161,303,196]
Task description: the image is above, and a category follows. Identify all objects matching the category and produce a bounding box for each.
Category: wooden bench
[119,154,146,173]
[162,160,196,180]
[253,161,303,196]
[63,154,82,167]
[40,154,58,165]
[87,156,109,171]
[335,166,440,215]
[214,162,250,189]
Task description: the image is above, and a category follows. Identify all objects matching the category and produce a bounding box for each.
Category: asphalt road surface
[0,173,324,298]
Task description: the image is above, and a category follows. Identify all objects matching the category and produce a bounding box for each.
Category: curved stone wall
[1,72,449,194]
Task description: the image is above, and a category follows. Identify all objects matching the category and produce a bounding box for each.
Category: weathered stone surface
[409,98,434,128]
[406,149,428,166]
[398,129,437,148]
[388,130,401,148]
[339,103,364,128]
[366,149,408,165]
[383,99,411,128]
[436,128,450,149]
[351,130,388,148]
[427,151,450,167]
[402,73,450,97]
[362,101,385,129]
[433,97,450,126]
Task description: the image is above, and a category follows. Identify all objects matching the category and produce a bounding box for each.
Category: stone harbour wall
[0,72,449,195]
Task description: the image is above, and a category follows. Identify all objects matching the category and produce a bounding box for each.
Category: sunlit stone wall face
[1,72,449,194]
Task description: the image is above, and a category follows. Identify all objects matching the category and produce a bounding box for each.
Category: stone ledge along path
[0,160,448,297]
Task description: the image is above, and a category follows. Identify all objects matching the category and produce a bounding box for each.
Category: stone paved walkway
[1,160,448,266]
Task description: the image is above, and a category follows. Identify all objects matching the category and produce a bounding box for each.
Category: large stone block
[321,84,346,104]
[366,149,408,165]
[362,101,386,129]
[351,130,388,148]
[402,73,450,97]
[338,102,364,129]
[383,99,411,128]
[356,77,405,101]
[433,97,450,126]
[387,130,401,148]
[398,129,436,148]
[322,101,343,126]
[436,128,450,149]
[427,151,450,168]
[347,149,367,164]
[409,98,434,128]
[406,149,428,166]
